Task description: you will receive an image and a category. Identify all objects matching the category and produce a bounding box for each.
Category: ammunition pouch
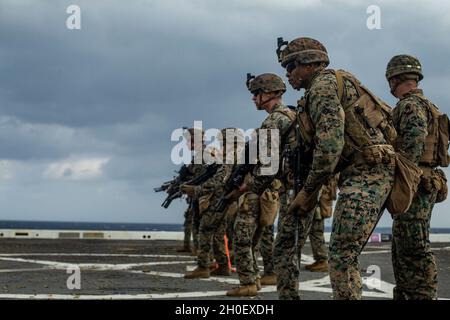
[238,192,254,214]
[386,153,423,215]
[259,189,280,227]
[352,144,396,167]
[421,167,448,203]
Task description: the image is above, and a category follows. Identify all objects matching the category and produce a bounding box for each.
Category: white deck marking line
[0,268,49,273]
[361,246,450,254]
[433,246,450,251]
[0,257,196,271]
[361,250,391,255]
[127,269,241,285]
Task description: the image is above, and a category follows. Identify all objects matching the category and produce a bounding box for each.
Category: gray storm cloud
[0,0,449,226]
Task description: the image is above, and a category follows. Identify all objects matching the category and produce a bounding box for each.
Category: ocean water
[1,220,450,234]
[0,220,183,232]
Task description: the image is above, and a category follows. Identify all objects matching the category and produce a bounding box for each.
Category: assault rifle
[154,164,191,193]
[161,163,220,208]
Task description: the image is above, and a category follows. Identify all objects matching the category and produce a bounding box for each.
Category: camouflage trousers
[273,190,314,300]
[392,187,438,300]
[226,212,237,265]
[183,203,194,248]
[192,200,200,251]
[309,212,328,263]
[257,224,275,275]
[234,192,263,285]
[329,164,394,300]
[197,196,228,268]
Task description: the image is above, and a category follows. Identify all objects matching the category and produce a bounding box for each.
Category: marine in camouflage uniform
[386,55,446,300]
[227,73,293,297]
[180,128,206,255]
[278,37,396,300]
[185,128,205,255]
[183,132,238,278]
[183,166,234,278]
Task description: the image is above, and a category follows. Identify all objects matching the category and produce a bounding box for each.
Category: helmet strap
[259,92,282,110]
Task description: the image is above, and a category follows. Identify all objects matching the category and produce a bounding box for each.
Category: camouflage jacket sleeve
[248,106,293,195]
[304,73,345,193]
[393,97,428,164]
[196,164,233,196]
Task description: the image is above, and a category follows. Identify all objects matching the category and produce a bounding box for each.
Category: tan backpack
[297,69,422,214]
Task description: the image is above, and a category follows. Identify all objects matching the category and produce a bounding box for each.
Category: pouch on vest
[198,192,214,215]
[238,192,254,214]
[421,167,448,203]
[386,153,423,215]
[259,189,279,227]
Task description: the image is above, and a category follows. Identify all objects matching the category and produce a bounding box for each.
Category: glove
[239,183,249,193]
[180,184,196,197]
[287,188,320,216]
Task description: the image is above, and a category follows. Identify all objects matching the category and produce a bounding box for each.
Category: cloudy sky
[0,0,449,227]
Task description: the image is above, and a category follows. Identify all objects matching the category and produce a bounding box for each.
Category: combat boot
[184,267,210,279]
[307,260,329,272]
[210,264,231,276]
[226,284,257,297]
[260,273,277,285]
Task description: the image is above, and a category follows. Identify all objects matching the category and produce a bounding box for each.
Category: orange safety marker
[224,234,236,273]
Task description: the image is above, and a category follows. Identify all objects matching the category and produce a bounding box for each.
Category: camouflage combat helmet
[246,73,286,94]
[386,54,423,81]
[276,37,329,68]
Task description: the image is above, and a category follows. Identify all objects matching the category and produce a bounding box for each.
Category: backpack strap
[272,108,297,139]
